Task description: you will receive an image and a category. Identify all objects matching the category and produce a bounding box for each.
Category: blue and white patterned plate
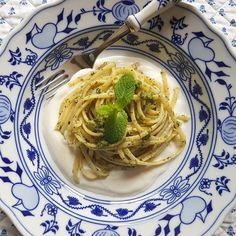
[0,0,236,235]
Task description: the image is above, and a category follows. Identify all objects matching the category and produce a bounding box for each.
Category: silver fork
[37,0,180,97]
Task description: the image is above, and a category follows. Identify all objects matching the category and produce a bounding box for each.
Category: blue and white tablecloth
[0,0,236,235]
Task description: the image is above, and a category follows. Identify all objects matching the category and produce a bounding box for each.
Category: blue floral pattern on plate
[0,0,236,235]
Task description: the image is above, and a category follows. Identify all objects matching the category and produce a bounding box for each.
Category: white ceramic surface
[0,0,236,235]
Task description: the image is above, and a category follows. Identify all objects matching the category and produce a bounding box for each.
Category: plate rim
[0,0,235,235]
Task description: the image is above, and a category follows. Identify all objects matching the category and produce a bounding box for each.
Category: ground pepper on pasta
[55,62,189,183]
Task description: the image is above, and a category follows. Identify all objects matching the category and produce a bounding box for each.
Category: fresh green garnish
[115,74,136,108]
[104,110,128,144]
[96,74,136,144]
[96,104,115,118]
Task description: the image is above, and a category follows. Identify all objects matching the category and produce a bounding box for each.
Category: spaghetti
[56,62,189,182]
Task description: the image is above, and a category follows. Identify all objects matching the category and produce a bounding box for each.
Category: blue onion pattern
[0,95,11,125]
[33,166,61,195]
[92,229,120,236]
[215,79,236,146]
[221,116,236,145]
[199,176,230,196]
[0,1,236,235]
[45,43,73,70]
[167,52,195,81]
[111,0,139,21]
[40,203,59,234]
[160,177,190,204]
[66,219,85,235]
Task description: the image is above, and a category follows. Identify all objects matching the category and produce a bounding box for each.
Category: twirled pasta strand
[56,62,189,183]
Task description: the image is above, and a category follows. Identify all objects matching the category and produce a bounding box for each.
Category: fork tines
[36,70,70,98]
[36,69,65,88]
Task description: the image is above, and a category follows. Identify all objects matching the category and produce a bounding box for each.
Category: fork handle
[126,0,181,32]
[94,0,180,56]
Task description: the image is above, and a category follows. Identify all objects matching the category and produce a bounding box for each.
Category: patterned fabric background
[0,0,236,235]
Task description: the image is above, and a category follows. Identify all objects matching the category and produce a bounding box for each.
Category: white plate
[0,0,236,235]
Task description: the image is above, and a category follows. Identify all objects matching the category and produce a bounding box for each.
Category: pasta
[56,62,189,182]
